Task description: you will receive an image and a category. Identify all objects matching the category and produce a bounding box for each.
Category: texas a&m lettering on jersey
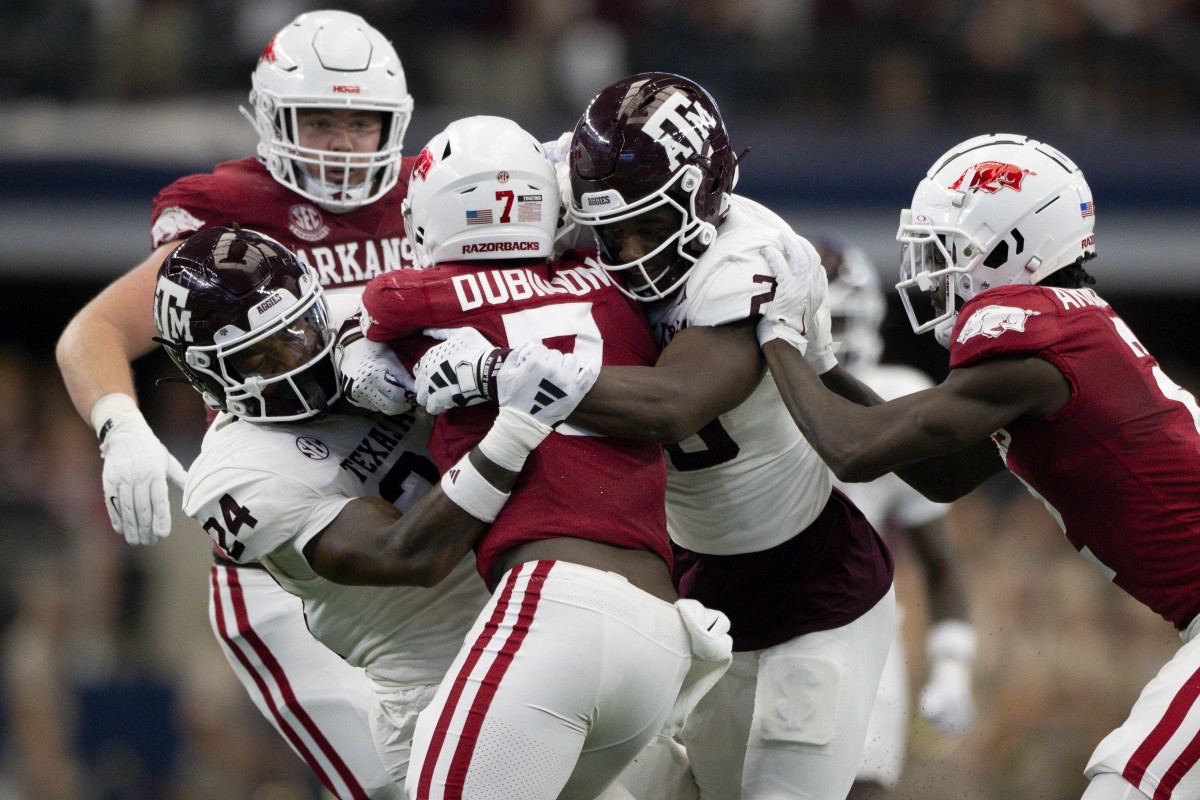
[151,156,416,291]
[339,414,433,484]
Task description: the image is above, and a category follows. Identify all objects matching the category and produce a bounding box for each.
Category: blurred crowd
[3,0,1200,128]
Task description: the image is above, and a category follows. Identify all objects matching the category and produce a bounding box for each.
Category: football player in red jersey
[55,10,422,798]
[761,133,1200,800]
[357,114,732,800]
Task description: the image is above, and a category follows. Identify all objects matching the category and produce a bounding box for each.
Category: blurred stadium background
[1,1,1197,798]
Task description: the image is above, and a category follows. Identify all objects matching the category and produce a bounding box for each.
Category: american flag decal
[466,210,493,225]
[1080,201,1095,218]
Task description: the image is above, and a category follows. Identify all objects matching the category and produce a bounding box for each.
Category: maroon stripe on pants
[211,565,370,800]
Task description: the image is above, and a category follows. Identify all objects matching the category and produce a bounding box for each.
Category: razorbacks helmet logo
[956,305,1040,344]
[949,161,1036,194]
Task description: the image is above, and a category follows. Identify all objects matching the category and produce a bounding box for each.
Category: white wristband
[477,407,553,473]
[90,393,141,439]
[926,620,978,664]
[441,453,510,523]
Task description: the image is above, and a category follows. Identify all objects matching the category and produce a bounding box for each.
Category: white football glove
[91,393,188,546]
[335,325,416,415]
[918,620,978,736]
[755,244,837,374]
[496,341,598,429]
[414,327,503,414]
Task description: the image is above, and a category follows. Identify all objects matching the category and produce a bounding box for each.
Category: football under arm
[569,320,764,442]
[304,448,519,587]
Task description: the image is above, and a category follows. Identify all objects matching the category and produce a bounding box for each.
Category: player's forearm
[56,247,172,421]
[56,313,151,422]
[766,341,1002,495]
[377,447,523,585]
[763,339,900,481]
[571,365,700,442]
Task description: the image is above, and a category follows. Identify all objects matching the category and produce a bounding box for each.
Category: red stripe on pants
[211,565,370,800]
[1123,663,1200,798]
[416,561,554,799]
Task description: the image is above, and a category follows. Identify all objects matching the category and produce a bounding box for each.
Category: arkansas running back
[362,249,670,583]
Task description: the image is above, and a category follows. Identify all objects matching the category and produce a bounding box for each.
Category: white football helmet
[896,133,1096,347]
[403,116,560,268]
[243,10,413,213]
[811,236,885,373]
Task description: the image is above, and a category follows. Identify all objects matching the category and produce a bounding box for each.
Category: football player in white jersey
[811,237,977,800]
[154,225,596,797]
[55,11,429,796]
[392,73,898,800]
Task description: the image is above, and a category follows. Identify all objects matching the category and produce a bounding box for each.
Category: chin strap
[297,169,373,212]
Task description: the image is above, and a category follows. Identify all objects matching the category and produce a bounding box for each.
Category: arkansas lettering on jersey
[362,249,671,583]
[950,284,1200,628]
[151,156,417,289]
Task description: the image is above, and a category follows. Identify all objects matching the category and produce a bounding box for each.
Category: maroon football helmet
[569,72,738,301]
[153,226,340,421]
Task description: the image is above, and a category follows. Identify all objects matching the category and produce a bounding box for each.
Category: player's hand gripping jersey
[184,408,490,689]
[950,284,1200,628]
[152,156,418,322]
[362,250,671,582]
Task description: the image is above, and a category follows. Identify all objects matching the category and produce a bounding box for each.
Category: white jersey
[183,409,490,691]
[649,195,830,555]
[832,364,946,534]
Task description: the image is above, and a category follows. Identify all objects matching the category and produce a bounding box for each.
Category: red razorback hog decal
[259,37,278,65]
[412,147,435,182]
[949,162,1036,194]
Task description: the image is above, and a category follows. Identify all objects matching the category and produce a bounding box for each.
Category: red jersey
[362,250,671,582]
[150,156,417,291]
[950,284,1200,628]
